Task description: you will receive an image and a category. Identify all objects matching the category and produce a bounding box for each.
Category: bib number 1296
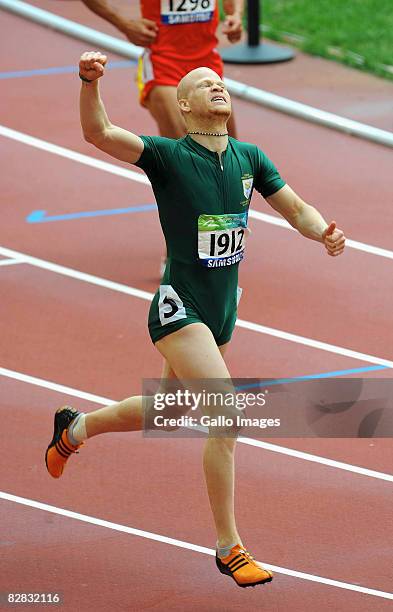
[168,0,211,10]
[161,0,215,24]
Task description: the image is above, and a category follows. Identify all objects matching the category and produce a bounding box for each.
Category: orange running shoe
[216,544,273,588]
[45,406,83,478]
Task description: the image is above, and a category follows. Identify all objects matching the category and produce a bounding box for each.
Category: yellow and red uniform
[137,0,223,104]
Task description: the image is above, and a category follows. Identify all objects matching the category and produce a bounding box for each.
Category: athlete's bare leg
[155,324,240,548]
[145,85,237,139]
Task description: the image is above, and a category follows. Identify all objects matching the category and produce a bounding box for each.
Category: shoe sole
[221,571,273,588]
[237,576,273,588]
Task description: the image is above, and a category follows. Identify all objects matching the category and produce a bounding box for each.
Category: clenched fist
[79,51,107,82]
[222,14,243,44]
[322,221,346,257]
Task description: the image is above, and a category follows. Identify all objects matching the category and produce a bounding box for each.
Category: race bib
[158,285,187,325]
[198,213,248,268]
[160,0,215,25]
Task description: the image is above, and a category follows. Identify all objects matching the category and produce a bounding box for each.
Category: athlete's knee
[201,381,243,438]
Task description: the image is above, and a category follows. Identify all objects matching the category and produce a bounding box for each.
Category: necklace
[188,131,228,137]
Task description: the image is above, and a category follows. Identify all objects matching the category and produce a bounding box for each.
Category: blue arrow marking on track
[26,204,156,223]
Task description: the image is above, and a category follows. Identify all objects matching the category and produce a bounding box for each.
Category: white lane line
[1,366,392,482]
[0,258,23,266]
[0,125,149,185]
[1,244,393,368]
[0,367,112,405]
[1,491,392,600]
[238,436,393,482]
[0,245,153,302]
[2,124,393,262]
[235,319,393,367]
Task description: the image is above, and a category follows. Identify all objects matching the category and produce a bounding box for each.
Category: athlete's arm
[79,52,144,165]
[222,0,244,43]
[80,0,157,46]
[266,185,346,256]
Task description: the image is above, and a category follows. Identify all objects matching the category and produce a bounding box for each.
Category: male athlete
[82,0,243,274]
[45,52,345,589]
[81,0,243,137]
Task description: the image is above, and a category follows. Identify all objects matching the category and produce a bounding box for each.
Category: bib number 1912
[210,228,244,257]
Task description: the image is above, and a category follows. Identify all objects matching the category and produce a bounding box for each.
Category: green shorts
[148,258,241,346]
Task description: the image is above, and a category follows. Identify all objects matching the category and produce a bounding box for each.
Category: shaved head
[176,66,231,128]
[177,67,221,101]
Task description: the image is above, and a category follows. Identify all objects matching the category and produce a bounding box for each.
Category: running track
[1,3,393,610]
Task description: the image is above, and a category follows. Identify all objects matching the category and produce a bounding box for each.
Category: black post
[248,0,260,46]
[220,0,295,64]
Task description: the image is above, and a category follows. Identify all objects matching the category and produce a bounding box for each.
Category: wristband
[79,73,94,83]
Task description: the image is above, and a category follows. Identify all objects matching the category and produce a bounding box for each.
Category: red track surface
[1,3,393,610]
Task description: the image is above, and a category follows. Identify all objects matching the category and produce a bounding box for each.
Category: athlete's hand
[79,51,107,82]
[222,13,243,43]
[322,221,346,257]
[118,18,158,46]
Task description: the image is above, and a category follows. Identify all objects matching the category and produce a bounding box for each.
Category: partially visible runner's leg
[145,86,186,139]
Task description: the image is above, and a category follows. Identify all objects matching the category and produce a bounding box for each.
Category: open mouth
[211,95,227,103]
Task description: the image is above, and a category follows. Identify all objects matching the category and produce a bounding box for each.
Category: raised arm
[266,185,346,257]
[79,51,144,164]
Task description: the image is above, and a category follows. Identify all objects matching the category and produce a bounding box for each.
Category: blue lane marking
[0,60,136,80]
[235,364,390,391]
[26,204,156,223]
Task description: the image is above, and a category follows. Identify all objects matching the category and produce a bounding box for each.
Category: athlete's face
[178,69,231,119]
